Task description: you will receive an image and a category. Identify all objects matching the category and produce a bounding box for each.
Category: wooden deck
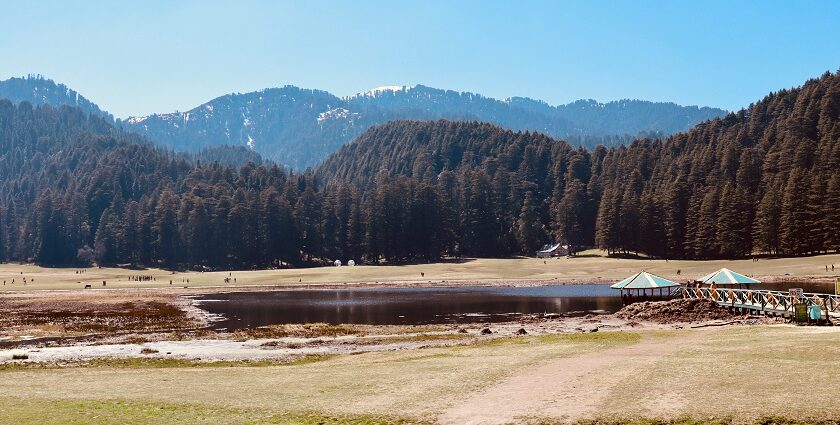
[681,287,840,319]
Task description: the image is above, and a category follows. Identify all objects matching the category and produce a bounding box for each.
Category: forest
[0,70,839,267]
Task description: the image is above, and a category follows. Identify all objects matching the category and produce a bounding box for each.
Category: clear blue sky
[2,0,839,118]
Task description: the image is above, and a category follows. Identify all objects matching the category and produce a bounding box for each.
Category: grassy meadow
[2,327,840,423]
[1,251,839,291]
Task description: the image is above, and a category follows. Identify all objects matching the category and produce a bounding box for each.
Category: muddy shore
[0,281,787,366]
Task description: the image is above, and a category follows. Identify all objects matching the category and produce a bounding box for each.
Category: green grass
[0,398,429,425]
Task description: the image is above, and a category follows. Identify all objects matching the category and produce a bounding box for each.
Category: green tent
[611,271,681,303]
[696,268,760,286]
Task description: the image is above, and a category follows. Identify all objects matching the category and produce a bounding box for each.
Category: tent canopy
[610,271,680,290]
[696,268,760,285]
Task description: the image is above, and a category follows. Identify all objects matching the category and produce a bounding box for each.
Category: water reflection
[195,284,621,328]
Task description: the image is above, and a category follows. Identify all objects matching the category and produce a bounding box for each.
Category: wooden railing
[681,287,840,318]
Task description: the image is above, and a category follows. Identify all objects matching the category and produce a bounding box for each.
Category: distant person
[677,269,681,275]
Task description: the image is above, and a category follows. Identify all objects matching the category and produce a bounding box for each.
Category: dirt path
[437,333,693,424]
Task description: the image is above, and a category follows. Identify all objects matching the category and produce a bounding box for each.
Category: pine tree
[186,199,210,264]
[555,181,587,254]
[663,179,689,258]
[94,207,116,265]
[716,183,742,257]
[694,187,720,259]
[823,174,840,251]
[753,183,782,255]
[595,185,620,254]
[516,191,547,254]
[806,177,827,253]
[780,169,812,255]
[294,188,322,261]
[153,190,180,265]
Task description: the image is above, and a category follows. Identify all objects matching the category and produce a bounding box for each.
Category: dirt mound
[615,298,734,323]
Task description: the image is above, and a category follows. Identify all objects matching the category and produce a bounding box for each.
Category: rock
[589,327,599,333]
[480,328,492,335]
[516,328,528,335]
[457,328,468,334]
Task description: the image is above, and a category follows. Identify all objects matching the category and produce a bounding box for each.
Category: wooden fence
[681,287,840,319]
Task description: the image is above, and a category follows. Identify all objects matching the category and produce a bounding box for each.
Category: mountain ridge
[121,82,726,168]
[0,75,728,170]
[0,75,113,121]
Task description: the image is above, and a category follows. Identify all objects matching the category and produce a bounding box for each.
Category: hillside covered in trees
[0,75,112,121]
[1,71,839,268]
[319,71,840,260]
[122,84,725,168]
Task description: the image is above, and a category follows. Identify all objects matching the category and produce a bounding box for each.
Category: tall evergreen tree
[516,191,547,254]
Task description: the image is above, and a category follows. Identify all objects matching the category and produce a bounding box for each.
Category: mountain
[123,84,726,169]
[5,71,838,267]
[316,70,840,259]
[0,75,112,120]
[0,99,300,267]
[192,145,266,167]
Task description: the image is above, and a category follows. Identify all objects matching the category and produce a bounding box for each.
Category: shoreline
[1,272,835,296]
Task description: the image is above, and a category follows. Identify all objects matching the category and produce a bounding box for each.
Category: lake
[192,280,831,329]
[194,284,621,328]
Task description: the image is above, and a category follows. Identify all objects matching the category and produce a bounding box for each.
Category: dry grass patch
[0,330,638,420]
[0,398,427,425]
[0,355,335,371]
[599,326,840,420]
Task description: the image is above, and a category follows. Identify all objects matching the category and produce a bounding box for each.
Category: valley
[2,3,840,422]
[1,255,837,423]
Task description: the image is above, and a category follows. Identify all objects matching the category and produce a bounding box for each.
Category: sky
[2,0,839,119]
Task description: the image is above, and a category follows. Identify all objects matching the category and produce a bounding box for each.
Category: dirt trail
[437,333,693,424]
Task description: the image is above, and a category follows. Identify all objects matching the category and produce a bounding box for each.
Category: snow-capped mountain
[0,76,726,169]
[122,84,726,169]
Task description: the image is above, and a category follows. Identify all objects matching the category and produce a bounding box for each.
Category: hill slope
[0,75,112,120]
[123,84,726,168]
[0,100,290,266]
[5,71,839,266]
[318,70,840,259]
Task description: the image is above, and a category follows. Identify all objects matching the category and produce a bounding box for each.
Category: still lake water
[194,284,622,328]
[193,281,829,329]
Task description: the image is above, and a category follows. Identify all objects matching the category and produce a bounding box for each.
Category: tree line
[1,70,840,268]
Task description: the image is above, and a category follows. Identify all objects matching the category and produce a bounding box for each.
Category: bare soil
[0,291,202,346]
[615,298,735,323]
